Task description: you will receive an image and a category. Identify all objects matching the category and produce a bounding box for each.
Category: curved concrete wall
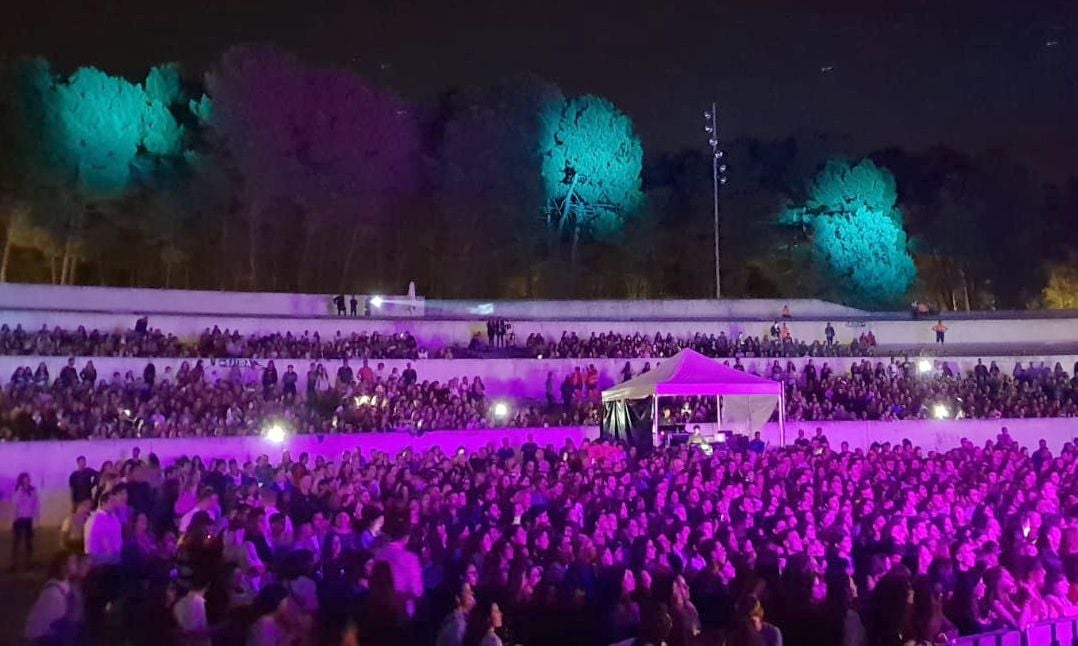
[4,307,1078,349]
[0,283,422,318]
[0,284,862,320]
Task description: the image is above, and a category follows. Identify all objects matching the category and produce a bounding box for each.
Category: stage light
[264,423,288,444]
[932,404,950,420]
[493,402,510,419]
[917,359,932,374]
[370,295,384,308]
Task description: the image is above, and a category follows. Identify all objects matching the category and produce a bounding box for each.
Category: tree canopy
[784,159,916,307]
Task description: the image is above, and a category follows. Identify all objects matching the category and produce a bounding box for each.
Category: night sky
[4,0,1075,178]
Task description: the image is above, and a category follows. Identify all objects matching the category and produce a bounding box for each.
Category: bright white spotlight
[932,404,950,420]
[493,402,510,419]
[370,295,385,308]
[917,359,932,374]
[354,395,372,406]
[265,423,288,444]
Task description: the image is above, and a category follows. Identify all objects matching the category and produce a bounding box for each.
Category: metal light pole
[704,103,727,299]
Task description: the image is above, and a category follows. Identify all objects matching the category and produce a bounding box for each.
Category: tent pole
[717,395,723,436]
[779,388,786,447]
[652,395,659,448]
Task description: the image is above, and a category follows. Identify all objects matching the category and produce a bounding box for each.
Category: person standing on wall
[824,322,835,346]
[10,472,39,571]
[333,294,346,316]
[932,319,948,344]
[349,295,359,317]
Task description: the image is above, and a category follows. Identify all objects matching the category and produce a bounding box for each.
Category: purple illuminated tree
[204,45,419,291]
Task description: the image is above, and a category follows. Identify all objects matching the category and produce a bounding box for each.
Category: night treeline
[1,44,1075,309]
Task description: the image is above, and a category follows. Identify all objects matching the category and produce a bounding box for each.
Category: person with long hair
[463,598,504,646]
[982,566,1032,630]
[722,595,782,646]
[24,551,82,644]
[910,577,957,645]
[11,472,39,571]
[824,564,865,646]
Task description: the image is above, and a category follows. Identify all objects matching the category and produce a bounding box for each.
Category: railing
[953,617,1078,646]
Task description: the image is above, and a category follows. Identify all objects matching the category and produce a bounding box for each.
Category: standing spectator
[85,489,124,567]
[487,319,495,348]
[58,357,78,388]
[23,552,82,644]
[69,456,97,506]
[11,472,39,571]
[173,576,213,646]
[374,515,424,618]
[80,360,97,385]
[824,322,835,346]
[933,320,948,344]
[349,295,359,317]
[333,294,346,316]
[262,361,279,399]
[337,359,354,387]
[282,365,298,401]
[402,362,418,387]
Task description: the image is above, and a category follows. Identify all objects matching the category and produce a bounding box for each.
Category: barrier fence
[954,617,1078,646]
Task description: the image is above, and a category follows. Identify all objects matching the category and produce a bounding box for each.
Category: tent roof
[601,348,782,402]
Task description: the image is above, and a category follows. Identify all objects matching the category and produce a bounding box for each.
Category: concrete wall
[763,417,1077,455]
[423,298,864,320]
[0,427,598,527]
[1,355,1075,402]
[5,307,1078,349]
[0,283,423,318]
[0,284,865,320]
[2,417,1073,527]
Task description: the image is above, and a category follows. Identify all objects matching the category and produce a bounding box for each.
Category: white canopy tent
[601,348,786,447]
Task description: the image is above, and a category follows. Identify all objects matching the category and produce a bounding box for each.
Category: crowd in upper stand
[5,356,1078,441]
[0,324,436,360]
[20,428,1078,645]
[0,321,882,362]
[523,327,877,360]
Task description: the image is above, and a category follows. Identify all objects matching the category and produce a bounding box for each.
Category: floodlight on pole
[704,102,727,299]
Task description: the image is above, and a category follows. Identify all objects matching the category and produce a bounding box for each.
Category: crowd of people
[524,327,877,361]
[20,427,1078,646]
[0,358,497,441]
[0,321,886,363]
[781,358,1078,422]
[8,355,1078,441]
[0,325,438,360]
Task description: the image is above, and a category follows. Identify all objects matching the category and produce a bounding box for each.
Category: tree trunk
[164,263,172,289]
[0,228,13,283]
[246,203,259,290]
[66,256,77,286]
[297,223,313,292]
[339,217,364,294]
[49,256,57,285]
[314,231,327,292]
[961,265,973,311]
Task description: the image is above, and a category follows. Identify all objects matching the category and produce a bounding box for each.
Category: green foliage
[540,95,643,235]
[786,159,916,307]
[1040,254,1078,309]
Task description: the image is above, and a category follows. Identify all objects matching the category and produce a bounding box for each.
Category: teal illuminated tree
[3,59,189,283]
[539,95,643,263]
[784,159,916,307]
